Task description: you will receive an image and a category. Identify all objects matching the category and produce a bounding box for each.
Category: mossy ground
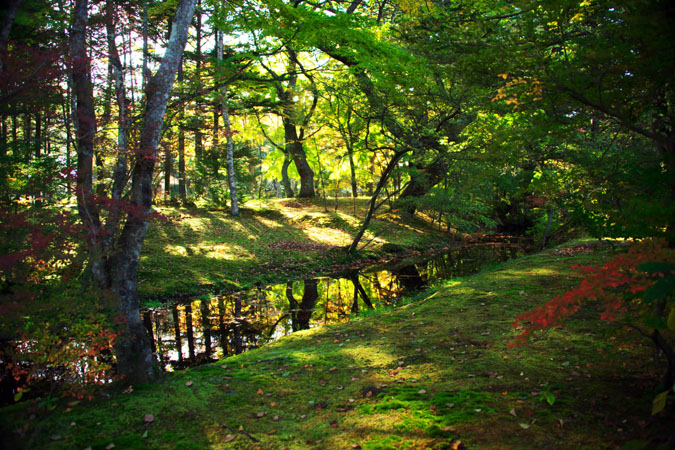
[138,198,452,300]
[2,240,673,449]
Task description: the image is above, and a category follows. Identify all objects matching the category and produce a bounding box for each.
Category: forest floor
[2,239,674,449]
[138,198,457,301]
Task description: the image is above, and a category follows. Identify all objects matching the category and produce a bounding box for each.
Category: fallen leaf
[185,381,193,387]
[418,389,427,394]
[442,426,457,432]
[351,444,361,449]
[519,423,530,429]
[223,434,236,442]
[255,412,266,418]
[105,444,115,450]
[273,415,279,421]
[267,429,277,435]
[123,386,133,394]
[257,388,264,395]
[336,385,344,390]
[144,414,155,424]
[329,366,338,372]
[509,408,517,417]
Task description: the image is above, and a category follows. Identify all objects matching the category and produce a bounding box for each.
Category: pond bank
[2,239,673,449]
[138,200,470,301]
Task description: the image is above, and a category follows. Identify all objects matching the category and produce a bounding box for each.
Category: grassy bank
[138,198,454,301]
[2,240,673,449]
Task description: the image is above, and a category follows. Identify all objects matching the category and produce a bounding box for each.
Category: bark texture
[216,30,239,216]
[70,0,197,384]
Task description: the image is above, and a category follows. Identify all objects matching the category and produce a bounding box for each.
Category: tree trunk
[283,119,315,197]
[177,63,187,203]
[70,0,197,384]
[348,144,357,197]
[348,149,408,254]
[216,30,239,216]
[281,152,294,197]
[0,0,21,73]
[394,158,446,215]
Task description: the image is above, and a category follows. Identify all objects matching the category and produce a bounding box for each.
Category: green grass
[138,198,453,300]
[2,240,673,449]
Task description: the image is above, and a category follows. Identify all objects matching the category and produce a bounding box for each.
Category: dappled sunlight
[302,225,352,246]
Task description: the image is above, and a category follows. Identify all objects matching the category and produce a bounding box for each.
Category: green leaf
[13,391,23,402]
[637,262,675,274]
[544,391,555,406]
[281,372,290,377]
[651,390,669,415]
[667,308,675,332]
[643,276,675,303]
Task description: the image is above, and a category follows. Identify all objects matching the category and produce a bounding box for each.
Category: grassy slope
[2,241,673,449]
[138,198,453,300]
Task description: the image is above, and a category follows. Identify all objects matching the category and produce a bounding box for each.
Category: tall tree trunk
[70,0,197,384]
[177,64,187,203]
[281,152,294,197]
[216,30,239,216]
[283,119,315,197]
[348,144,357,198]
[34,112,41,158]
[104,0,130,251]
[0,0,21,73]
[278,51,315,198]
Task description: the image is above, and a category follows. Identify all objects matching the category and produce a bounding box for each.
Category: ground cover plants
[2,240,673,449]
[138,199,456,300]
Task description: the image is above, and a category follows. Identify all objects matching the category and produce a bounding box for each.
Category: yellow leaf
[667,308,675,331]
[498,73,509,79]
[651,390,668,415]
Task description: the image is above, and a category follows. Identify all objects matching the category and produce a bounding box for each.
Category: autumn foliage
[0,207,118,404]
[510,239,675,349]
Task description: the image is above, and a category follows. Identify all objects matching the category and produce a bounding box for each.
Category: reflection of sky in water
[144,243,520,370]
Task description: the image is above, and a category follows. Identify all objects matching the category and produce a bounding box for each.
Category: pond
[142,241,524,371]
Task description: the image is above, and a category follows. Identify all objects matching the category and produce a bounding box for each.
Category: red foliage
[509,239,675,348]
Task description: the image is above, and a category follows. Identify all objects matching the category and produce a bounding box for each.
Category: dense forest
[1,0,674,447]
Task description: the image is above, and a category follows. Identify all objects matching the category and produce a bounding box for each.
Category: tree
[70,0,197,384]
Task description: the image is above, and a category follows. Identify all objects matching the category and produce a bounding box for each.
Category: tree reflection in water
[143,243,520,370]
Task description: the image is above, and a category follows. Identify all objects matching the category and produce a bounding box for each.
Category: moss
[2,240,674,449]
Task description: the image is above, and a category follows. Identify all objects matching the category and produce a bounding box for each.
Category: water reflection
[142,243,519,370]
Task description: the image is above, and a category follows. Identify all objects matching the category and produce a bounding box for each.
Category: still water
[142,242,522,370]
